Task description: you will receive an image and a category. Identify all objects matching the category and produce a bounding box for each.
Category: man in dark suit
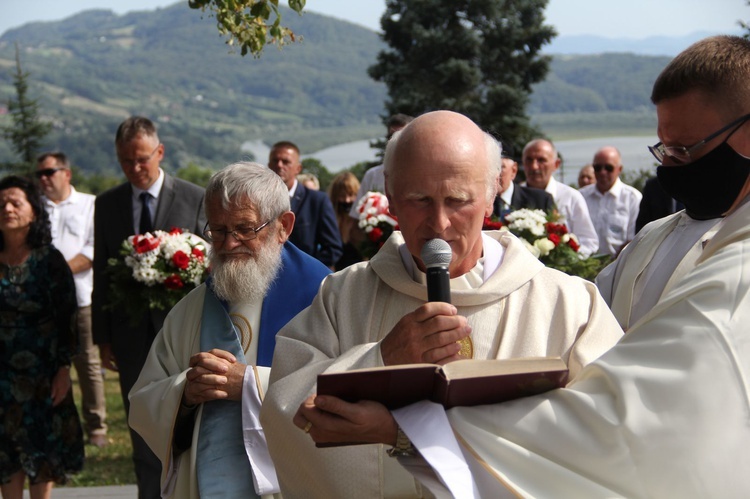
[493,150,555,219]
[268,141,342,268]
[92,116,206,499]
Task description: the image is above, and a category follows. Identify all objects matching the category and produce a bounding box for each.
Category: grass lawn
[61,371,137,487]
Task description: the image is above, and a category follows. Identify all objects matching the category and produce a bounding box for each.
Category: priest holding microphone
[260,110,623,498]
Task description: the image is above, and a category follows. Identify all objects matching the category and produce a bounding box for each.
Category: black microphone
[421,239,452,303]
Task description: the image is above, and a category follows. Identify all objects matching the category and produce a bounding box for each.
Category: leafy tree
[620,167,654,193]
[188,0,306,56]
[1,43,51,174]
[741,1,750,38]
[369,0,556,151]
[176,163,216,188]
[71,167,122,196]
[301,157,334,191]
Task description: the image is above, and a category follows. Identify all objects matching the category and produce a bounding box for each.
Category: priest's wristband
[387,425,416,457]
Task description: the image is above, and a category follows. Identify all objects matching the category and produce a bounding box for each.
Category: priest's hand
[380,302,471,366]
[184,349,247,405]
[293,394,398,446]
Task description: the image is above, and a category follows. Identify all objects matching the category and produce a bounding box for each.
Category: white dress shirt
[43,187,95,307]
[580,178,643,256]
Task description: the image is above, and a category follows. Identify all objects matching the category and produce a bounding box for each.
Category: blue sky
[2,0,748,38]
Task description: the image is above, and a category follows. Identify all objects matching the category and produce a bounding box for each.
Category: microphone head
[421,239,452,268]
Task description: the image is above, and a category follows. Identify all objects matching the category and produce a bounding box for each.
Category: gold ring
[303,421,313,433]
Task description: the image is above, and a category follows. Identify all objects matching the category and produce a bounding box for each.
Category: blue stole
[256,242,331,366]
[195,243,329,497]
[196,284,259,499]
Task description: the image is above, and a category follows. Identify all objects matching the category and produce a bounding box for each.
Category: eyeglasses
[118,143,161,168]
[648,112,750,165]
[203,220,272,242]
[593,163,616,173]
[35,167,64,178]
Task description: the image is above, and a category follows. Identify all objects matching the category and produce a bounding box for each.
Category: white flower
[534,238,555,257]
[520,238,541,258]
[561,234,570,244]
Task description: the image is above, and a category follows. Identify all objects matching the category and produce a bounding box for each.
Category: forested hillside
[0,2,669,173]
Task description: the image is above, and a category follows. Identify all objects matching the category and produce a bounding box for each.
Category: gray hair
[384,129,501,204]
[205,162,290,220]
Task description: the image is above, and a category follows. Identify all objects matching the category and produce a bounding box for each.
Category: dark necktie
[139,192,154,234]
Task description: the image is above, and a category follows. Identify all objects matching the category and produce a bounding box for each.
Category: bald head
[384,111,500,204]
[382,111,500,277]
[592,146,623,193]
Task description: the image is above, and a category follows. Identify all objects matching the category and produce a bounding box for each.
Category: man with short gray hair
[129,162,330,499]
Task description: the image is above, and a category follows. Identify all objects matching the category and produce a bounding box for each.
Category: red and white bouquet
[356,191,399,258]
[483,209,607,280]
[106,228,210,317]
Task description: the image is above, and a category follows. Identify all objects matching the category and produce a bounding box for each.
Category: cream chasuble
[261,230,623,498]
[129,286,279,499]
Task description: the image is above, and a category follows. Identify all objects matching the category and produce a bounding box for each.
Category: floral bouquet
[483,209,609,281]
[356,191,399,259]
[106,227,210,320]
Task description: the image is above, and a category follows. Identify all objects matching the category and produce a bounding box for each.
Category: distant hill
[0,3,688,173]
[546,30,744,56]
[0,3,386,173]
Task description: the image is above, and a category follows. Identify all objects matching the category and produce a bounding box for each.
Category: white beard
[209,241,283,304]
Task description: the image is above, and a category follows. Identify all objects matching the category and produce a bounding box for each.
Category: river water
[242,135,659,185]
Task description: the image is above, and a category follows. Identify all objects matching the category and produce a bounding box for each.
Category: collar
[42,185,78,207]
[397,233,504,286]
[543,177,558,198]
[500,182,514,206]
[132,168,165,200]
[595,177,623,198]
[288,179,298,198]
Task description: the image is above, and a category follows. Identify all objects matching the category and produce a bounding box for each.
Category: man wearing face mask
[595,87,737,328]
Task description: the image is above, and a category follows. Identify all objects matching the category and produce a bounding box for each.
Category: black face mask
[656,141,750,220]
[337,201,354,214]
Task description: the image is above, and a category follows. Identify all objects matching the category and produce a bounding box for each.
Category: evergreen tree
[369,0,556,151]
[2,43,51,174]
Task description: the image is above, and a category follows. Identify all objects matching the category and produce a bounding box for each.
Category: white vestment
[444,199,750,498]
[596,210,721,330]
[260,230,623,498]
[128,285,277,499]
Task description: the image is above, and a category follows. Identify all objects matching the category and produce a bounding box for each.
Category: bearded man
[128,162,330,499]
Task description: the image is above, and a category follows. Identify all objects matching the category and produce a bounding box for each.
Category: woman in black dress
[0,175,83,499]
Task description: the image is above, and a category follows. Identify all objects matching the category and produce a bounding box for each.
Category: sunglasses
[593,163,616,173]
[35,167,64,178]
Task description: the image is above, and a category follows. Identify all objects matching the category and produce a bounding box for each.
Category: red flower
[545,223,568,235]
[133,235,160,254]
[169,227,183,235]
[548,233,561,246]
[483,217,503,230]
[191,247,204,261]
[568,238,580,252]
[172,250,190,270]
[164,274,184,289]
[369,227,384,242]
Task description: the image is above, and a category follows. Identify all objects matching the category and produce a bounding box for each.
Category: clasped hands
[183,348,247,406]
[294,302,470,446]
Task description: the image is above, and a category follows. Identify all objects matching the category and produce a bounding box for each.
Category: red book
[317,357,568,410]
